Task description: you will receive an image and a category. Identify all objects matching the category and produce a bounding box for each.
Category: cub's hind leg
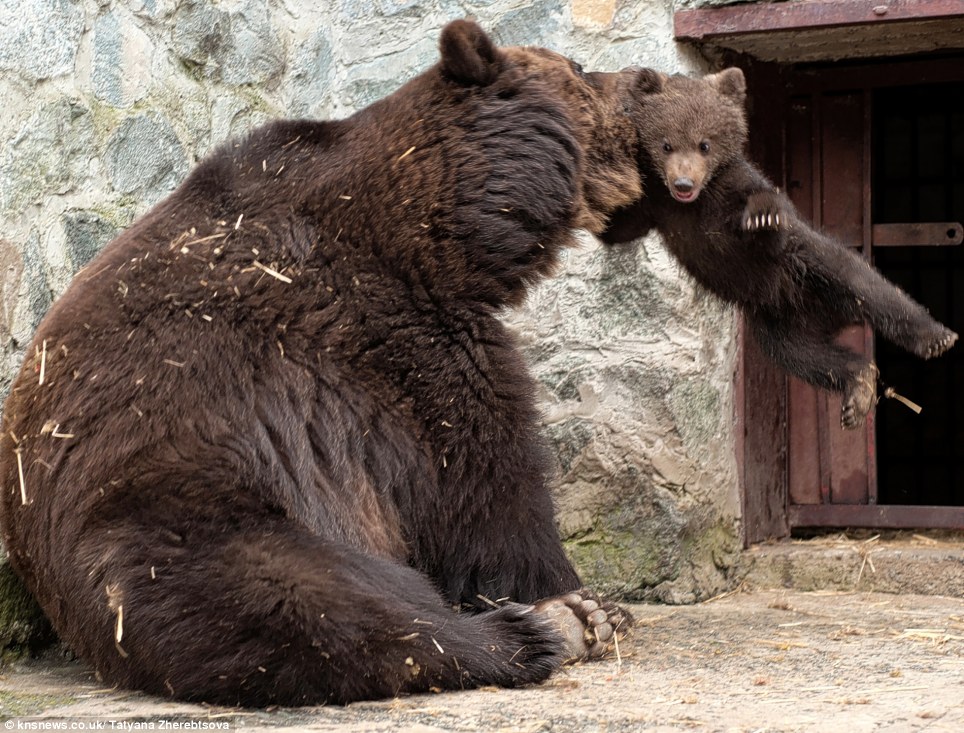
[749,315,877,429]
[810,237,958,359]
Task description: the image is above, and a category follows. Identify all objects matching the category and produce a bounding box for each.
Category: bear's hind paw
[533,589,632,662]
[923,327,958,360]
[841,363,879,430]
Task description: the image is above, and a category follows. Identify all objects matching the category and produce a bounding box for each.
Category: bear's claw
[922,327,958,360]
[742,191,790,233]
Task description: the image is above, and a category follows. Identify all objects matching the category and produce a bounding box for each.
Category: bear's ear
[707,67,746,104]
[439,19,504,86]
[635,68,664,95]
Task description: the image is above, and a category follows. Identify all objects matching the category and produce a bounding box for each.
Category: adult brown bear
[0,21,645,706]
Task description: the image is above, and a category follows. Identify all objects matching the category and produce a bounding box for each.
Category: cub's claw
[742,192,790,233]
[924,328,958,359]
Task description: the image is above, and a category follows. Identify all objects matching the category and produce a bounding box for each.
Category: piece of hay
[883,387,922,414]
[252,260,293,284]
[39,340,47,386]
[15,449,26,505]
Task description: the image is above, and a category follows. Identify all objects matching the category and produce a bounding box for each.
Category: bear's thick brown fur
[603,68,957,429]
[0,21,647,706]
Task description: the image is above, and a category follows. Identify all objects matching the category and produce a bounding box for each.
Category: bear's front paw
[533,589,632,662]
[743,191,790,232]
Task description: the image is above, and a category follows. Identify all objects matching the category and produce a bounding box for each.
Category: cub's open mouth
[671,188,698,203]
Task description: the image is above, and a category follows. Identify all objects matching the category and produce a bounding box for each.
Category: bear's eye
[662,141,673,153]
[571,61,585,77]
[699,141,711,154]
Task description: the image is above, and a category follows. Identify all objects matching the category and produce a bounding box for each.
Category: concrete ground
[0,588,961,732]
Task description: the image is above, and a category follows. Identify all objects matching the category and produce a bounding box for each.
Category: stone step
[739,535,964,597]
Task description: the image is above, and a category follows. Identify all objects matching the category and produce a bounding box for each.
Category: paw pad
[533,590,632,662]
[840,364,878,430]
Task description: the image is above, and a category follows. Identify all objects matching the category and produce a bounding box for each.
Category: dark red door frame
[675,0,964,41]
[734,56,964,542]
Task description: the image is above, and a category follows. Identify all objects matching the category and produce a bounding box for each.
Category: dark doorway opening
[872,81,964,506]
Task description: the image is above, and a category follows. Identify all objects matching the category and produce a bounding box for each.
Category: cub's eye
[699,140,711,154]
[662,141,673,153]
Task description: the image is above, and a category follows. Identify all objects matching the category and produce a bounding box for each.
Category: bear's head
[634,67,747,203]
[434,20,651,236]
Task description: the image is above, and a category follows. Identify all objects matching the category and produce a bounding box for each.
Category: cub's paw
[533,589,632,662]
[915,324,958,360]
[742,191,790,232]
[841,363,879,430]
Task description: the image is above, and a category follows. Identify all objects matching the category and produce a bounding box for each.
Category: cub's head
[437,20,656,234]
[634,68,748,203]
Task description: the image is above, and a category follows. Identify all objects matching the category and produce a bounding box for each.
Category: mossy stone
[0,561,56,663]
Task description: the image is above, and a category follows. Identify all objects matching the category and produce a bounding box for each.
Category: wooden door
[784,90,878,525]
[740,58,964,542]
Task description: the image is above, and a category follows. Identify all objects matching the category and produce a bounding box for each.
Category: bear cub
[0,21,646,707]
[603,67,957,429]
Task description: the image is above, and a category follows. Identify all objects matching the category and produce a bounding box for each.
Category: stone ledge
[739,535,964,597]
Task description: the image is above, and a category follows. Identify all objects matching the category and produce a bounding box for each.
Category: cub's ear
[439,19,504,86]
[708,67,746,104]
[636,67,664,95]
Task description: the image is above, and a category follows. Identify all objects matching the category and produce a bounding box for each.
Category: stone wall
[0,0,741,621]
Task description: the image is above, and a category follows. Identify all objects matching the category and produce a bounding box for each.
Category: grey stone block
[0,233,51,403]
[0,0,84,82]
[105,113,187,203]
[220,2,286,88]
[61,210,121,273]
[171,1,227,71]
[492,0,566,47]
[1,99,95,214]
[0,560,54,662]
[286,28,334,118]
[92,7,155,107]
[171,0,284,87]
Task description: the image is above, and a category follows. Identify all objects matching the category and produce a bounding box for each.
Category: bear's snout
[664,153,706,203]
[672,177,696,201]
